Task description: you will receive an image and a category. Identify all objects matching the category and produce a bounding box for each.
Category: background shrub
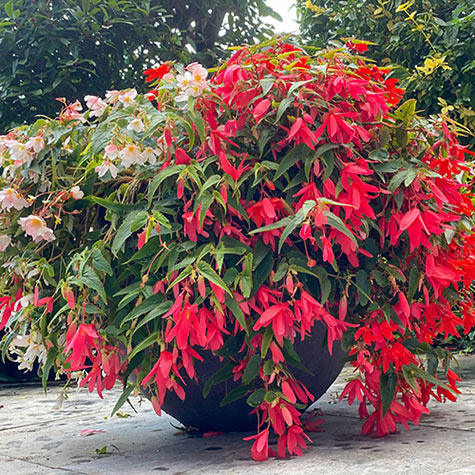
[297,0,475,142]
[0,0,279,130]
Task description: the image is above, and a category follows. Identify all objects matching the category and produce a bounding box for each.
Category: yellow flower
[305,0,326,16]
[415,54,452,76]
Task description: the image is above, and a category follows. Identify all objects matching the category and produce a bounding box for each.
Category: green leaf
[369,149,389,162]
[198,191,214,228]
[261,326,273,359]
[130,211,149,232]
[90,196,144,213]
[197,261,231,295]
[252,252,274,296]
[388,170,409,192]
[276,95,294,122]
[81,266,107,303]
[246,388,266,407]
[111,383,135,417]
[278,200,316,252]
[127,332,159,361]
[274,143,306,180]
[42,349,57,392]
[214,334,243,357]
[249,215,293,234]
[111,212,138,256]
[92,249,113,276]
[167,266,193,290]
[148,164,186,205]
[408,268,419,301]
[315,267,331,304]
[224,295,248,333]
[324,211,358,247]
[242,354,261,383]
[394,99,416,126]
[203,363,234,398]
[220,385,251,407]
[355,270,371,306]
[133,302,173,334]
[120,294,168,326]
[380,370,397,417]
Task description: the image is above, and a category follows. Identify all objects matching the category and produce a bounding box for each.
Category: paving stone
[1,355,475,474]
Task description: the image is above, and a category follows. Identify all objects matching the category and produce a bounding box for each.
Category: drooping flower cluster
[1,40,474,462]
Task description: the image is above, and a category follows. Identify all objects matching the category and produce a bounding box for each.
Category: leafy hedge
[0,0,279,130]
[297,0,475,142]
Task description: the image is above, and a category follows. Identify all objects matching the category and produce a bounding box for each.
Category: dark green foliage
[0,0,279,130]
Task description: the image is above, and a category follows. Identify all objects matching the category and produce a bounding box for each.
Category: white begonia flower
[118,88,138,106]
[26,136,45,153]
[6,140,32,162]
[70,186,84,200]
[104,144,119,159]
[18,215,56,243]
[0,235,11,252]
[84,95,107,117]
[95,160,119,179]
[10,333,47,372]
[177,71,193,90]
[119,144,142,167]
[142,147,159,165]
[13,293,34,312]
[0,188,29,211]
[127,118,145,133]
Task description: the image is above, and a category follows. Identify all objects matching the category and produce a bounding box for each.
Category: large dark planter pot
[141,322,346,432]
[0,357,38,383]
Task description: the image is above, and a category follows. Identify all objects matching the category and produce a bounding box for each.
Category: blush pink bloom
[6,140,31,162]
[84,95,107,117]
[18,215,55,242]
[26,136,45,153]
[118,88,137,106]
[0,235,11,251]
[0,188,29,211]
[119,144,143,167]
[95,160,119,178]
[105,90,120,102]
[127,118,145,133]
[104,144,118,159]
[70,186,84,200]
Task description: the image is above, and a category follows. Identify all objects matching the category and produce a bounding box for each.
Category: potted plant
[1,39,474,461]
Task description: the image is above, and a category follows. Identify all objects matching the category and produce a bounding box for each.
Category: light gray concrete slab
[1,355,474,474]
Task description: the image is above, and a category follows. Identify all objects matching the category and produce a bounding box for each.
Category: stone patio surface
[1,355,475,475]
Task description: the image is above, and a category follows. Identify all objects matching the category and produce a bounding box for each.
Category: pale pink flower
[127,118,145,133]
[119,144,143,167]
[70,186,84,200]
[104,144,119,159]
[162,72,175,83]
[118,89,137,106]
[0,235,11,251]
[0,188,29,211]
[188,63,208,83]
[95,160,119,179]
[84,95,107,117]
[26,136,45,153]
[177,71,193,90]
[105,90,121,102]
[6,140,31,162]
[142,147,158,165]
[18,215,55,243]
